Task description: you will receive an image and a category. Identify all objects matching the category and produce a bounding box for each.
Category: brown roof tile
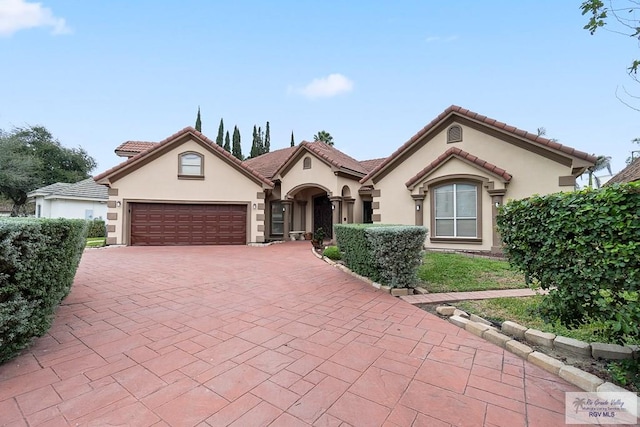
[300,141,369,176]
[114,141,157,156]
[94,127,273,188]
[405,147,512,188]
[359,158,387,172]
[243,146,297,179]
[363,105,597,184]
[605,157,640,185]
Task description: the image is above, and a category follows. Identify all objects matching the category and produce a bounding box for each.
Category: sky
[1,0,639,184]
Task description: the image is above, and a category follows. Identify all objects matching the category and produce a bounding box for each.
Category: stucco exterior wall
[372,122,577,251]
[35,197,107,220]
[105,138,266,245]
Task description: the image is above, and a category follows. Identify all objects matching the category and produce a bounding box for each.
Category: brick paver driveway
[0,243,581,426]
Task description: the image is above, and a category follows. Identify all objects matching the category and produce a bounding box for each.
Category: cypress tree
[195,107,202,132]
[232,126,243,160]
[250,125,259,158]
[290,131,295,147]
[216,119,224,146]
[264,121,270,153]
[224,130,231,152]
[257,126,264,155]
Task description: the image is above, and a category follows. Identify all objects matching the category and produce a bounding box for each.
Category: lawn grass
[455,297,607,343]
[86,237,106,248]
[417,252,527,293]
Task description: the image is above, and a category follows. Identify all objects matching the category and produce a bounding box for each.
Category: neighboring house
[28,179,108,220]
[95,105,595,251]
[605,157,640,185]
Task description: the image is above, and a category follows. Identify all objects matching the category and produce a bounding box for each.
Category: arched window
[433,182,479,238]
[303,157,312,169]
[447,125,463,143]
[178,152,204,178]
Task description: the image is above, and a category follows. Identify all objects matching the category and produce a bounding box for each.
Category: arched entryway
[313,194,333,239]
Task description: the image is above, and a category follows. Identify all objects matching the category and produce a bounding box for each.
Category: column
[412,194,425,226]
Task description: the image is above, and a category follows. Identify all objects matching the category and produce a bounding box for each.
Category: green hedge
[86,218,106,238]
[366,226,427,288]
[0,218,88,363]
[497,183,640,343]
[335,224,427,288]
[335,224,382,282]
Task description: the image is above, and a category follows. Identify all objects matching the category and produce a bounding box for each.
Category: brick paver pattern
[0,243,581,426]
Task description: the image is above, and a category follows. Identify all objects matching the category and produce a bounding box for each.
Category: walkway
[0,242,580,426]
[401,288,542,305]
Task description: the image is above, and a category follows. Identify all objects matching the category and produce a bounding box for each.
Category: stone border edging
[438,305,638,397]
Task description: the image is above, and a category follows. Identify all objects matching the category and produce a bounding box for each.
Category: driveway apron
[0,242,581,426]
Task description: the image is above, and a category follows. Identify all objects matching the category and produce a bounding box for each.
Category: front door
[313,195,333,239]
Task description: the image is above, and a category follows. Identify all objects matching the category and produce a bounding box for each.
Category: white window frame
[433,183,478,238]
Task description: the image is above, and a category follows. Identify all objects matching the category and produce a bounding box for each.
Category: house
[28,178,108,220]
[605,157,640,185]
[95,105,595,251]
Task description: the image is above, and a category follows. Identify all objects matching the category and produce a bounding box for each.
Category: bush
[335,224,427,288]
[86,218,106,238]
[0,218,88,363]
[497,182,640,344]
[366,226,427,288]
[323,245,341,260]
[334,224,381,282]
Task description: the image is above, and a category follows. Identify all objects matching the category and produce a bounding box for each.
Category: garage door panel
[130,203,247,246]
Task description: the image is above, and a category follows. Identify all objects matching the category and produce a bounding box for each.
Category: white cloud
[292,73,354,99]
[0,0,71,36]
[425,35,459,43]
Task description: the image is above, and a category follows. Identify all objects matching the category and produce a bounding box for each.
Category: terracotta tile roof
[300,141,368,176]
[362,105,597,184]
[605,157,640,185]
[94,127,273,188]
[405,147,512,189]
[243,146,297,179]
[359,158,387,173]
[114,141,157,157]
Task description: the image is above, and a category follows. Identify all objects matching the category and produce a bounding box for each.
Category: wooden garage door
[130,203,247,246]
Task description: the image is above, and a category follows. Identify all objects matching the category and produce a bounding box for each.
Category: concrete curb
[439,305,635,393]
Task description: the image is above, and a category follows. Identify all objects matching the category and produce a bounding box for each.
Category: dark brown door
[313,195,333,239]
[130,203,247,246]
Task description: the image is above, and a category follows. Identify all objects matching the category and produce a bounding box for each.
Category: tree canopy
[0,126,96,215]
[313,130,334,146]
[581,0,640,109]
[195,107,202,132]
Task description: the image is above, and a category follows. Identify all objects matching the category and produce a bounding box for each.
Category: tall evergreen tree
[250,125,259,158]
[232,126,243,160]
[257,126,264,155]
[216,119,224,146]
[290,131,295,147]
[264,121,270,153]
[224,130,231,152]
[195,107,202,132]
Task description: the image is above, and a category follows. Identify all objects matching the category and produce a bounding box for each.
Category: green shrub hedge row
[334,224,383,282]
[497,183,640,344]
[86,218,106,238]
[0,218,88,363]
[335,224,427,288]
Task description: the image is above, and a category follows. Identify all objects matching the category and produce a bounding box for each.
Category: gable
[95,128,272,189]
[362,105,596,184]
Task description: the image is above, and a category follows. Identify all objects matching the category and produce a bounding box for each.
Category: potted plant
[303,231,313,240]
[311,227,325,250]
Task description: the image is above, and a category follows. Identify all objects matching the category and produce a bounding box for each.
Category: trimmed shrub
[0,218,88,363]
[334,224,381,282]
[323,245,342,260]
[86,218,106,238]
[497,183,640,343]
[335,224,427,287]
[366,226,427,288]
